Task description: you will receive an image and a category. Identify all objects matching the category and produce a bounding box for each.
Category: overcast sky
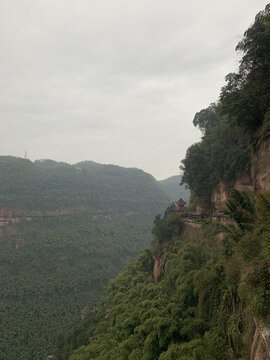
[0,0,268,179]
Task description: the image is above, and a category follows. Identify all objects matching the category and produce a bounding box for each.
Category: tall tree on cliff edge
[180,103,250,207]
[220,4,270,136]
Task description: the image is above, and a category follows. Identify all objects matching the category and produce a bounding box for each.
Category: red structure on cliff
[176,198,186,215]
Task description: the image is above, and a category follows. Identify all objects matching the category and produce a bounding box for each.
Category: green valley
[0,157,170,360]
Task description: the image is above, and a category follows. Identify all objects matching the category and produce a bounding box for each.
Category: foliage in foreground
[59,194,270,360]
[60,193,270,360]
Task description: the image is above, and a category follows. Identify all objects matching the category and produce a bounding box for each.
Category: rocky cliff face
[250,320,270,360]
[211,181,229,214]
[211,175,254,214]
[251,137,270,192]
[210,138,270,360]
[211,136,270,213]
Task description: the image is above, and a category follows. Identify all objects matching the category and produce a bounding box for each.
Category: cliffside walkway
[181,213,233,224]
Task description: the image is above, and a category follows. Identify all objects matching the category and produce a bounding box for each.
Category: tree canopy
[220,4,270,136]
[193,103,219,136]
[181,105,251,206]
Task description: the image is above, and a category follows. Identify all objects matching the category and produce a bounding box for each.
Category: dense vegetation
[181,106,251,207]
[0,157,170,360]
[0,214,156,360]
[158,175,190,203]
[181,5,270,207]
[57,193,270,360]
[0,157,169,212]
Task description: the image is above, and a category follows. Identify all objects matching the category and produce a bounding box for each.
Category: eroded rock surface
[252,137,270,192]
[250,321,270,360]
[211,175,253,214]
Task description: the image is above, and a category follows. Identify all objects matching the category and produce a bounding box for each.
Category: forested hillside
[0,157,170,360]
[0,157,168,212]
[57,193,270,360]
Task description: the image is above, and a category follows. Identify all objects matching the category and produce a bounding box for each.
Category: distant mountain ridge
[0,156,170,213]
[158,175,190,203]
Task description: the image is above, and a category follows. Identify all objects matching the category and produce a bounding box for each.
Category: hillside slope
[59,197,270,360]
[0,156,170,360]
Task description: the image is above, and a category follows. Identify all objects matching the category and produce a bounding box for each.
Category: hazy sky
[0,1,268,179]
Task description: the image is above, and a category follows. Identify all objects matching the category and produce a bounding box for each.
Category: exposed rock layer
[252,137,270,192]
[211,175,254,214]
[250,321,270,360]
[210,136,270,213]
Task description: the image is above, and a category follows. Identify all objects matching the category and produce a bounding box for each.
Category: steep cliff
[250,320,270,360]
[211,134,270,214]
[252,136,270,193]
[211,174,254,214]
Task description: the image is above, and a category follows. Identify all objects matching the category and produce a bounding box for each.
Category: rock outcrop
[211,174,254,215]
[252,136,270,192]
[209,135,270,214]
[153,254,167,284]
[250,320,270,360]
